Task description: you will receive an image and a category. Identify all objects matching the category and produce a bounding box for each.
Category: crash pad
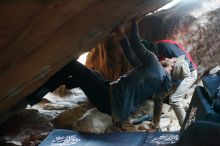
[39,129,179,146]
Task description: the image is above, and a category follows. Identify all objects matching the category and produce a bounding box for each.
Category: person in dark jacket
[46,20,172,131]
[142,39,198,126]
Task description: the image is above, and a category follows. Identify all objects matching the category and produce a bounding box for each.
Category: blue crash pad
[40,129,179,146]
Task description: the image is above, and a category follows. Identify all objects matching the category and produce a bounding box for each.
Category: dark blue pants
[47,60,111,115]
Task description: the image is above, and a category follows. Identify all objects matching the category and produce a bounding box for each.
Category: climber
[45,19,173,131]
[141,38,198,126]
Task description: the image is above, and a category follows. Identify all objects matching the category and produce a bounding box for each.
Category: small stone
[162,103,171,114]
[52,104,90,129]
[72,109,112,133]
[168,120,180,131]
[209,65,220,74]
[160,118,171,131]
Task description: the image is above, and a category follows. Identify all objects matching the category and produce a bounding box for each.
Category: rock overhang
[0,0,172,123]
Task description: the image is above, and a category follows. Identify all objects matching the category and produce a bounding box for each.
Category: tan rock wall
[85,37,131,81]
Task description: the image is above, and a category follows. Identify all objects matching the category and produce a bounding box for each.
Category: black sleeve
[120,38,142,67]
[129,22,159,66]
[157,42,184,58]
[157,42,193,70]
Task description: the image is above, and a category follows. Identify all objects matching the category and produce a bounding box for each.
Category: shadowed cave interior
[0,0,220,145]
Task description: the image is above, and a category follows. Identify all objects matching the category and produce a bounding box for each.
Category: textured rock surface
[139,0,220,77]
[84,0,220,132]
[0,109,52,146]
[86,0,220,81]
[0,87,181,145]
[72,109,112,133]
[0,0,171,123]
[1,0,220,144]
